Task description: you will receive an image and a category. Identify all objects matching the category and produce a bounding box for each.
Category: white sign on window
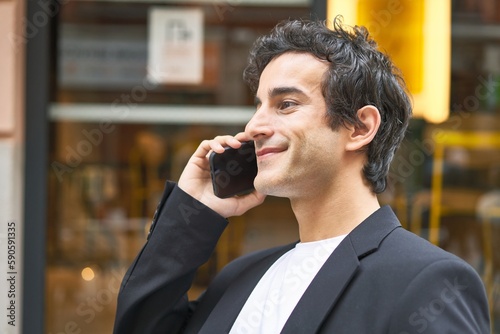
[148,7,204,85]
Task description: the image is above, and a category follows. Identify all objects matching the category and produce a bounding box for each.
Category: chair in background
[477,190,500,330]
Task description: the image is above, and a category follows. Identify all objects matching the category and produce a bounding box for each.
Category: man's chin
[254,176,284,197]
[254,176,273,195]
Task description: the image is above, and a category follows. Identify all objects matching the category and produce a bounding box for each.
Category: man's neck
[290,179,380,243]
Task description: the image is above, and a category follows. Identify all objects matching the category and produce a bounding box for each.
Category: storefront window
[46,1,311,333]
[446,1,500,328]
[45,0,500,332]
[403,0,500,329]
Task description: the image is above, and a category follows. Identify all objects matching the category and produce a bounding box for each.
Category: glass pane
[45,1,500,333]
[46,2,310,333]
[47,121,299,332]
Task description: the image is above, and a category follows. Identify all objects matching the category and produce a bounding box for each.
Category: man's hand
[178,133,266,218]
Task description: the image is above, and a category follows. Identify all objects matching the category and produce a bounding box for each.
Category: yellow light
[326,0,357,28]
[421,0,451,123]
[81,267,95,281]
[327,0,451,124]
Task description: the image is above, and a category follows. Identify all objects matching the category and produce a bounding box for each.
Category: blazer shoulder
[387,227,469,263]
[367,225,483,289]
[385,246,490,333]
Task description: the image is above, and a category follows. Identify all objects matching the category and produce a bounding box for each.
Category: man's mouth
[256,147,286,159]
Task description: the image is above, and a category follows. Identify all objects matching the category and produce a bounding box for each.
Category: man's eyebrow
[254,86,307,106]
[269,86,307,98]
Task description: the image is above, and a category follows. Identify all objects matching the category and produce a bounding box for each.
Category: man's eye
[280,101,296,109]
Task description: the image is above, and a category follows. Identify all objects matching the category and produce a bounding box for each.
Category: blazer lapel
[281,206,401,333]
[280,237,360,333]
[199,243,295,334]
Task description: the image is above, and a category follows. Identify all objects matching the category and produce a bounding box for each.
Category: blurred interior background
[2,0,500,333]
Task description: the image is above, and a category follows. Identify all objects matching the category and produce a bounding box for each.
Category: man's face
[245,52,348,199]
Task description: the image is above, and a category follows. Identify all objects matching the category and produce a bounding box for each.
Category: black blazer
[113,182,490,333]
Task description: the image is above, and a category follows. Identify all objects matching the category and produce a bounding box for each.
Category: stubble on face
[249,52,342,200]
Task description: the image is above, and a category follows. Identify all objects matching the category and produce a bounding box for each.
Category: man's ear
[345,105,381,152]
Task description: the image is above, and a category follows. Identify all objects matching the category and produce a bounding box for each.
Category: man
[114,18,490,333]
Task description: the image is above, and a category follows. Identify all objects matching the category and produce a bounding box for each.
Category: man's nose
[245,107,274,140]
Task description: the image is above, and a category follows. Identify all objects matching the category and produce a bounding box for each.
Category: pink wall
[0,1,25,333]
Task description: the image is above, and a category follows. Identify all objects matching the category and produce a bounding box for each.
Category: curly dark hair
[243,16,412,194]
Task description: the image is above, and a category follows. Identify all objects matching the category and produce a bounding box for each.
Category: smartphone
[209,141,258,198]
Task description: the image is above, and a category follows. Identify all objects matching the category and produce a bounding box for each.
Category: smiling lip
[256,147,285,158]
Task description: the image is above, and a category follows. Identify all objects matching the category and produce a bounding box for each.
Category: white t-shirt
[229,234,347,334]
